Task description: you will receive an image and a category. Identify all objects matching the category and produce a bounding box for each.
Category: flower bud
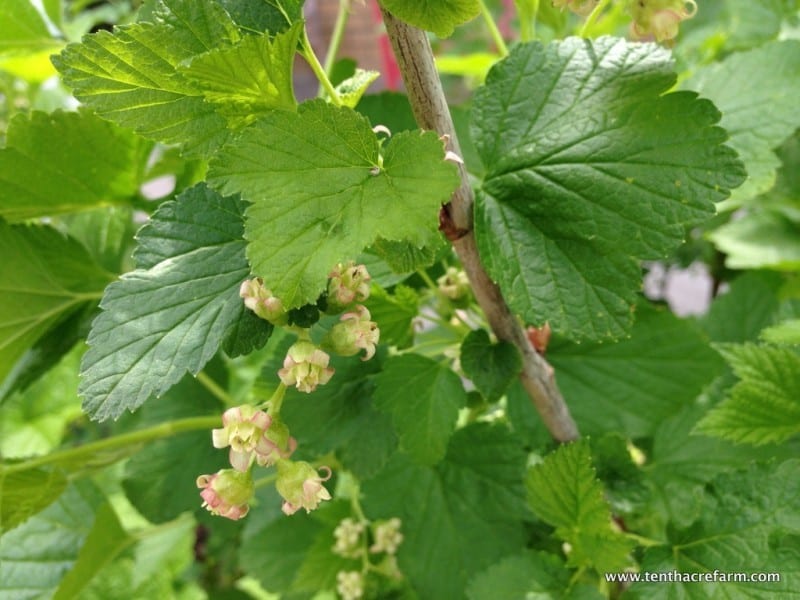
[370,517,404,555]
[333,517,365,558]
[437,267,471,301]
[276,460,332,515]
[212,404,273,471]
[323,305,380,361]
[277,340,335,393]
[327,262,371,312]
[196,469,254,520]
[336,570,364,600]
[553,0,598,17]
[239,278,287,324]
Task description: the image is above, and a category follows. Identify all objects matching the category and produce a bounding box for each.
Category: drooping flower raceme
[278,340,335,392]
[327,262,371,311]
[196,469,254,520]
[276,460,333,515]
[239,277,287,324]
[323,305,380,361]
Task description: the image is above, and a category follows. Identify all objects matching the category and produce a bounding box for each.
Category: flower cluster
[239,278,286,324]
[196,469,253,520]
[327,261,371,312]
[333,518,365,558]
[370,518,404,555]
[337,571,364,600]
[437,267,471,301]
[278,340,336,393]
[628,0,697,44]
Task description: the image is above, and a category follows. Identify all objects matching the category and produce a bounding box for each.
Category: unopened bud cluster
[333,515,404,600]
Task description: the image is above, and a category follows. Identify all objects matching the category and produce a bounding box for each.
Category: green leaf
[59,206,137,274]
[219,0,304,33]
[356,91,417,134]
[684,40,800,208]
[53,2,240,158]
[471,38,744,340]
[369,237,446,274]
[643,401,792,529]
[209,100,459,308]
[629,460,800,598]
[372,353,466,465]
[526,440,633,573]
[467,551,594,600]
[0,345,82,459]
[0,220,111,389]
[53,502,132,600]
[180,24,301,128]
[708,210,800,270]
[363,424,528,599]
[78,184,259,421]
[761,319,800,346]
[460,329,521,402]
[364,284,419,348]
[695,344,800,445]
[548,304,724,437]
[0,480,105,598]
[334,68,380,108]
[701,271,785,343]
[0,0,59,55]
[0,110,146,222]
[378,0,481,38]
[0,467,68,534]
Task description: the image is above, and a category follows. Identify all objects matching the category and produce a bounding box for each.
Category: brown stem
[380,10,579,442]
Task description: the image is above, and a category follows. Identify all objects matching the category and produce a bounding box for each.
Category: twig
[380,10,579,442]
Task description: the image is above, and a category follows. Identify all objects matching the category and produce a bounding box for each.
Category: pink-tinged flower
[327,262,371,311]
[323,305,380,361]
[277,340,335,393]
[276,460,333,515]
[629,0,696,44]
[239,278,287,324]
[254,415,298,467]
[196,469,254,520]
[212,405,273,471]
[552,0,598,17]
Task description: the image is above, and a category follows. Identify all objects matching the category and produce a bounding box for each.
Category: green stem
[265,383,287,416]
[477,0,509,56]
[253,473,278,489]
[301,26,342,105]
[321,0,351,86]
[625,532,664,547]
[518,0,538,42]
[4,415,220,474]
[579,0,611,37]
[196,371,233,406]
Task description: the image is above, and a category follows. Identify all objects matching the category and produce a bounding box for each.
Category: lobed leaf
[695,343,800,445]
[379,0,481,38]
[78,184,261,420]
[0,110,147,222]
[372,353,466,465]
[209,99,459,308]
[470,37,745,340]
[363,424,528,599]
[460,329,521,402]
[526,439,633,573]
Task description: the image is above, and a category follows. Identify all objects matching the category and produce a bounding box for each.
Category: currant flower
[256,414,298,467]
[323,305,380,361]
[196,469,254,520]
[333,517,365,558]
[327,262,371,311]
[277,340,335,393]
[239,278,287,324]
[552,0,599,17]
[212,405,273,471]
[370,518,404,555]
[629,0,697,43]
[276,460,333,515]
[336,570,364,600]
